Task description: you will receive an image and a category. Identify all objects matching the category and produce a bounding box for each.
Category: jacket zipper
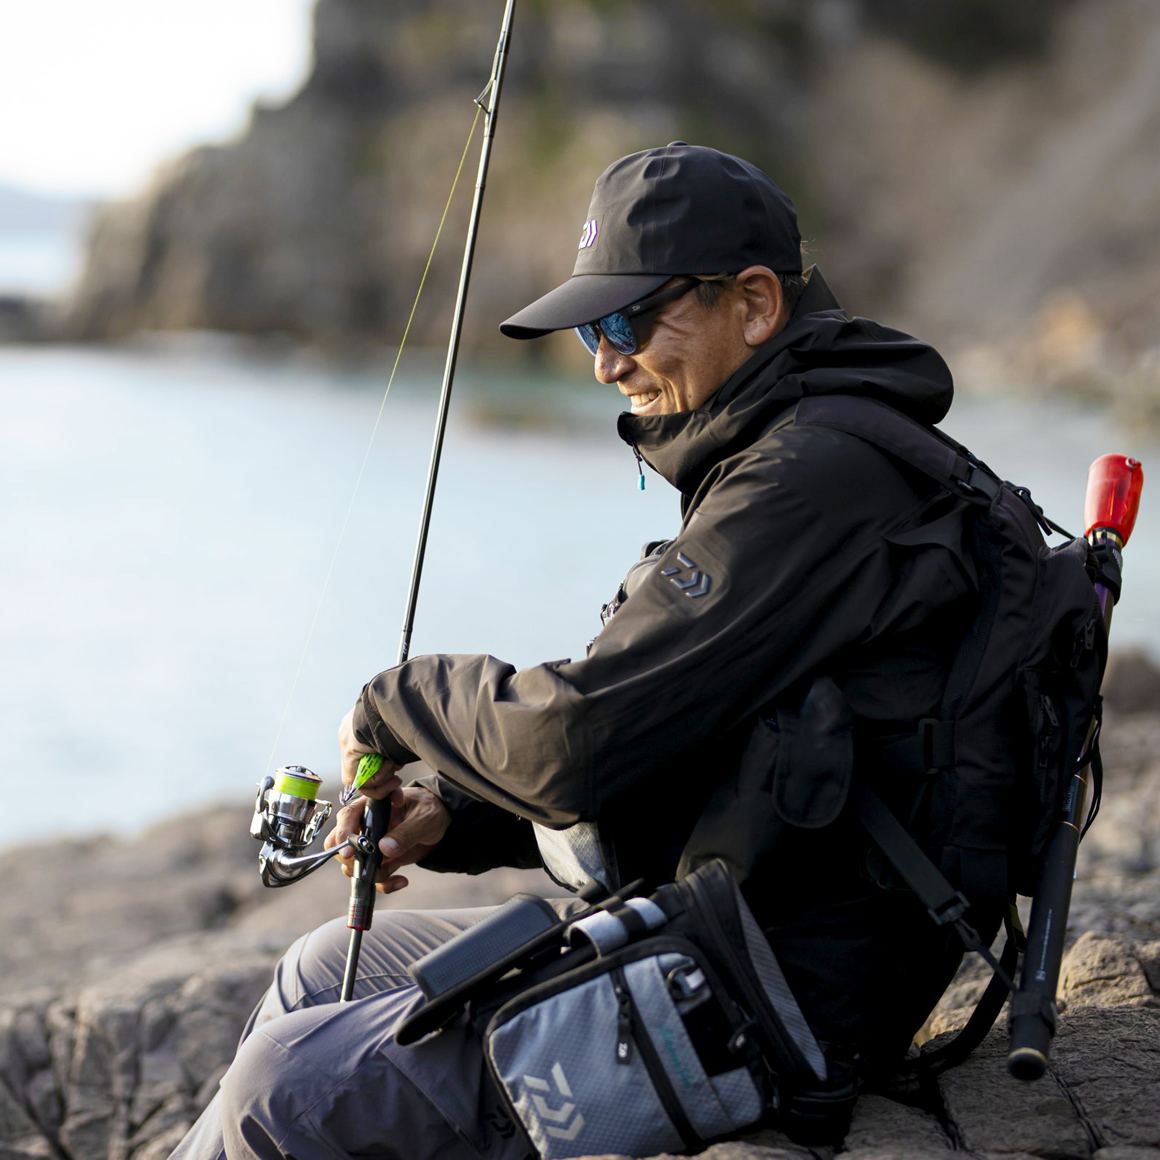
[611,965,700,1150]
[632,443,646,490]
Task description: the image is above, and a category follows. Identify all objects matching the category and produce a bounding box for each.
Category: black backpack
[682,394,1117,1069]
[789,395,1112,900]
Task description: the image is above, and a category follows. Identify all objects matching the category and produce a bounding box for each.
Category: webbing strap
[792,395,1001,505]
[853,782,968,924]
[854,782,1016,992]
[910,916,1022,1075]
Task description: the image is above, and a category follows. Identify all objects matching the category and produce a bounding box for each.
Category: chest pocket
[869,501,977,638]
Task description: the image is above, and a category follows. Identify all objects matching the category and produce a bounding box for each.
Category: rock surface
[2,650,1159,1160]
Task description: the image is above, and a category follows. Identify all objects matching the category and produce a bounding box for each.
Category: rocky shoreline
[2,651,1159,1160]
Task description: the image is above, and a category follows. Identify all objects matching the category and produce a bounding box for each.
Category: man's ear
[734,266,785,346]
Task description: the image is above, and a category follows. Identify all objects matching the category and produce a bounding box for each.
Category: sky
[0,0,315,200]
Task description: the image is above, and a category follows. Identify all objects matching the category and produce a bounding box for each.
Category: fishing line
[262,104,484,778]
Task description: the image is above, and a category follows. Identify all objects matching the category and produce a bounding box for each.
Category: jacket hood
[617,267,954,496]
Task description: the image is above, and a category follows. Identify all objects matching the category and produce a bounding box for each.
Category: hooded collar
[616,268,954,497]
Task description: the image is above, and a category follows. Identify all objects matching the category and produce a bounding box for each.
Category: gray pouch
[476,861,849,1159]
[486,942,764,1159]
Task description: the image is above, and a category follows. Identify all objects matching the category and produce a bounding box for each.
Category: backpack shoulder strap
[789,394,1001,505]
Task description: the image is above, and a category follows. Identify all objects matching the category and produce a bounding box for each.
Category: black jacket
[352,272,982,1060]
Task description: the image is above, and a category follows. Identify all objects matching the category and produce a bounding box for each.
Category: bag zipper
[611,965,700,1150]
[613,968,633,1064]
[1039,695,1060,769]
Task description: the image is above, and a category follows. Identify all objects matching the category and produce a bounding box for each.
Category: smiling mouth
[627,389,661,411]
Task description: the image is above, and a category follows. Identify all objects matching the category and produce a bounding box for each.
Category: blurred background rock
[1,0,1157,405]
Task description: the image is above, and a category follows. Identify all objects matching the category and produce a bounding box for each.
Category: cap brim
[500,273,670,339]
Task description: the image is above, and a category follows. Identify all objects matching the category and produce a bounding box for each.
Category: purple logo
[578,219,599,249]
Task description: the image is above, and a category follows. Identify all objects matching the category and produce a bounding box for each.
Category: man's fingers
[326,797,369,866]
[377,801,444,864]
[378,816,426,863]
[375,874,409,895]
[358,770,402,801]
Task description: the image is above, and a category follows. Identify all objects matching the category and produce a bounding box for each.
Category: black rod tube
[341,0,517,1004]
[1007,530,1122,1078]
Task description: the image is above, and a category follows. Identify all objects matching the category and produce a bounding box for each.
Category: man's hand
[338,706,403,798]
[325,785,452,895]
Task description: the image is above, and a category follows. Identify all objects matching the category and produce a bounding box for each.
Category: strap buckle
[919,718,955,769]
[952,460,1000,502]
[928,890,970,927]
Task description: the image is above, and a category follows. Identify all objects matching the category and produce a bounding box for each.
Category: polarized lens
[575,324,600,356]
[599,312,637,354]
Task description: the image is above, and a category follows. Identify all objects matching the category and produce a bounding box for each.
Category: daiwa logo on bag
[523,1063,585,1141]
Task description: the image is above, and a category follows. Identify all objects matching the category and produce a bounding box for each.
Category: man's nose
[594,336,634,384]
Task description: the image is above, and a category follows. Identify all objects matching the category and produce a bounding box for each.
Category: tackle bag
[396,859,858,1157]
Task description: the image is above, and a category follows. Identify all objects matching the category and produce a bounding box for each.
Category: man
[174,143,993,1160]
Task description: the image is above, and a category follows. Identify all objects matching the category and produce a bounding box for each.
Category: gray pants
[171,902,575,1160]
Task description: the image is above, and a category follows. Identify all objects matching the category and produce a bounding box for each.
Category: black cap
[500,142,801,339]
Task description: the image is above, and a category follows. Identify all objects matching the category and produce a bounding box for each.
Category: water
[2,344,1158,851]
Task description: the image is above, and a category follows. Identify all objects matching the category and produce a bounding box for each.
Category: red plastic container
[1084,455,1144,545]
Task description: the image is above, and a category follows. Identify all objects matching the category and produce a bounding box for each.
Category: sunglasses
[574,278,701,356]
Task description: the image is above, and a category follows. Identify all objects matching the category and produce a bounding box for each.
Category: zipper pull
[633,445,646,491]
[1071,618,1097,667]
[613,977,633,1065]
[1042,697,1060,730]
[1039,695,1060,770]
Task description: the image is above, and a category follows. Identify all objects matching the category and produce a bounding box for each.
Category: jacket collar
[617,267,953,497]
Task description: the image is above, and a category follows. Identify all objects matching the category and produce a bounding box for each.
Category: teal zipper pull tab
[633,445,646,491]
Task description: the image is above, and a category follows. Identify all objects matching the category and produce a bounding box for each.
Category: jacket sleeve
[410,773,543,875]
[352,427,936,830]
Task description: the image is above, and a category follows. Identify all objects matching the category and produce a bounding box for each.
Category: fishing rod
[249,0,518,1002]
[338,0,517,1003]
[1007,454,1144,1080]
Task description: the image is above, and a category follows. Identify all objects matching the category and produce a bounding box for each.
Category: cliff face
[63,0,808,355]
[62,0,1160,373]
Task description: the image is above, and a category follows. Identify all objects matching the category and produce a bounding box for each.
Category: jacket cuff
[412,774,542,876]
[352,688,418,766]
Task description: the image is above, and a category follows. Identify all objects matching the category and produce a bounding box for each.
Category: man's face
[592,278,758,416]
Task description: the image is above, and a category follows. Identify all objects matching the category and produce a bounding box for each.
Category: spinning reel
[250,765,371,887]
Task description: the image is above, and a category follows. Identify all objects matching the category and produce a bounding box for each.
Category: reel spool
[251,765,347,887]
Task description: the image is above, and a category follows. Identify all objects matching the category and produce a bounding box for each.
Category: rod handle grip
[347,797,390,931]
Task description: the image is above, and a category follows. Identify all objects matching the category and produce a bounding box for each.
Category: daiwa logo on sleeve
[661,552,712,598]
[578,219,599,249]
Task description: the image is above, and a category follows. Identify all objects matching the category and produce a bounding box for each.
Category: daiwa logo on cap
[578,219,599,249]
